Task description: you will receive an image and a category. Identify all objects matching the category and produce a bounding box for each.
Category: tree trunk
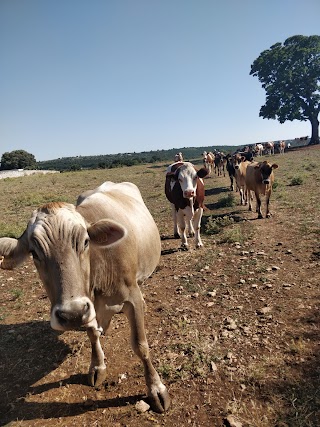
[308,116,320,144]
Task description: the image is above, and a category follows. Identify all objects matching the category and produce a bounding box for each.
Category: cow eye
[30,250,39,261]
[84,238,90,250]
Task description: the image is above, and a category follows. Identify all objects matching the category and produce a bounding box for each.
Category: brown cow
[233,154,251,205]
[0,181,170,412]
[279,141,286,155]
[165,162,208,248]
[245,161,278,218]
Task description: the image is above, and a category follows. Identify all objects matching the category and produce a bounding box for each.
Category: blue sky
[1,0,319,161]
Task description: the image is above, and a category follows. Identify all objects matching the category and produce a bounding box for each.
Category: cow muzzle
[262,179,270,184]
[183,190,195,198]
[51,297,96,331]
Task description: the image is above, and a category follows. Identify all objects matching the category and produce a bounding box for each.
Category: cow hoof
[174,233,180,239]
[180,244,189,251]
[148,386,171,413]
[88,365,107,387]
[266,213,271,218]
[258,214,263,219]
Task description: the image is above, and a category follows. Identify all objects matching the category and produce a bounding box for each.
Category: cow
[264,141,275,155]
[214,152,226,176]
[255,143,264,156]
[202,151,214,174]
[174,152,184,162]
[225,154,236,191]
[279,140,286,155]
[165,162,208,248]
[0,181,170,413]
[245,161,278,218]
[233,154,251,205]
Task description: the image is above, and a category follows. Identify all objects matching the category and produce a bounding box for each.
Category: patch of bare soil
[0,146,319,426]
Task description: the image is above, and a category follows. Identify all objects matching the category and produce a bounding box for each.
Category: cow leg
[171,204,179,238]
[177,209,188,248]
[247,189,253,211]
[255,192,263,218]
[266,191,272,218]
[229,176,234,191]
[192,207,204,248]
[86,325,107,387]
[123,289,170,413]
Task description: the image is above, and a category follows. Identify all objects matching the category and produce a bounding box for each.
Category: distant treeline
[37,146,239,171]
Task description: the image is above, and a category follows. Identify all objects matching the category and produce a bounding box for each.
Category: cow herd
[0,145,281,414]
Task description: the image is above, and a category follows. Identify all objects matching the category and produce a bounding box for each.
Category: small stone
[135,400,150,413]
[272,266,280,271]
[210,361,218,372]
[239,279,246,284]
[206,302,215,308]
[207,290,217,297]
[257,306,272,315]
[225,414,243,427]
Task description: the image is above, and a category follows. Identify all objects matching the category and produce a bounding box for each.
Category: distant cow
[279,141,286,155]
[225,154,236,191]
[245,161,278,218]
[202,151,214,174]
[0,182,170,413]
[264,141,275,155]
[255,144,264,156]
[174,152,184,162]
[165,162,208,248]
[214,152,226,176]
[233,154,251,205]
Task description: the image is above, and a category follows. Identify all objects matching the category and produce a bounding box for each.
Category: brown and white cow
[0,181,170,413]
[174,152,184,162]
[255,143,264,156]
[264,141,275,155]
[233,154,251,205]
[245,161,278,218]
[165,162,208,248]
[202,151,214,174]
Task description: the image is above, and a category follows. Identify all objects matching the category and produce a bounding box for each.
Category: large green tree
[250,35,320,144]
[0,150,37,170]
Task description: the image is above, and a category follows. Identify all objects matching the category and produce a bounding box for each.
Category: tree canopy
[0,150,37,170]
[250,35,320,144]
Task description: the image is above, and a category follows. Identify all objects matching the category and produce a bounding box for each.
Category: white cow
[0,181,170,413]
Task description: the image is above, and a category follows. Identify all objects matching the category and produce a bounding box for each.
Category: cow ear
[197,168,209,178]
[88,219,127,247]
[272,164,279,169]
[0,231,30,270]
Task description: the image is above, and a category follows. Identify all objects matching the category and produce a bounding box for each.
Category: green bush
[290,176,303,186]
[204,216,234,235]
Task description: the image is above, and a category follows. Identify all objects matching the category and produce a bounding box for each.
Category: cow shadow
[0,321,144,425]
[205,187,230,196]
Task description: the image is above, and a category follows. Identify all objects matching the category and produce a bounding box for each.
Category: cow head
[174,162,208,199]
[254,161,278,184]
[0,202,126,332]
[233,154,246,169]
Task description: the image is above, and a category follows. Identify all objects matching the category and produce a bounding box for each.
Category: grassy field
[0,145,319,426]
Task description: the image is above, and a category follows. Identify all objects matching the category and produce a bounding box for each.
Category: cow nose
[184,190,195,198]
[262,179,270,184]
[52,297,94,330]
[56,301,90,324]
